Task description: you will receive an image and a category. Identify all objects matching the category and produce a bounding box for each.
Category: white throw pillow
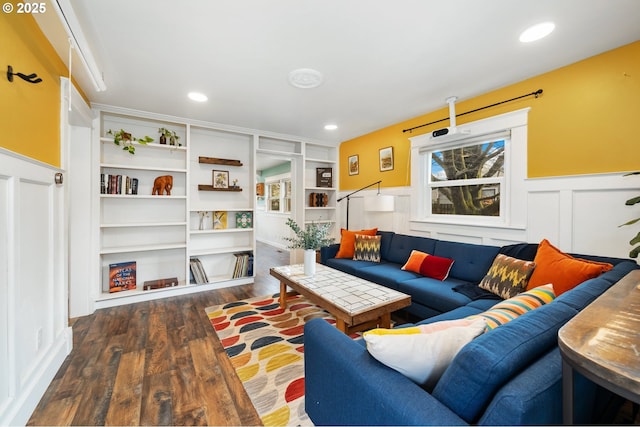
[363,318,486,390]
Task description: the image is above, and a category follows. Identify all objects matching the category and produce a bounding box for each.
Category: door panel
[0,150,71,425]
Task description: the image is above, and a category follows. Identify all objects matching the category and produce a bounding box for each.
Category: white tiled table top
[271,264,410,316]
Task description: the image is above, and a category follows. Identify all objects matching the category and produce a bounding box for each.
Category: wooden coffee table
[270,263,411,334]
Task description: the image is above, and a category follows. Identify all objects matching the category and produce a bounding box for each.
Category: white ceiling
[48,0,640,144]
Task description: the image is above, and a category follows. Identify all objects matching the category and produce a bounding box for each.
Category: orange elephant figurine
[152,175,173,195]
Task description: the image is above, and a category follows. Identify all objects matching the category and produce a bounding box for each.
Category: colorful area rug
[205,293,350,426]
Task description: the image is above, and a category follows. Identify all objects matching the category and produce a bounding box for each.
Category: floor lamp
[337,180,395,229]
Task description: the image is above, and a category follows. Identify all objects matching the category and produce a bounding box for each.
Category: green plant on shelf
[107,129,154,154]
[158,127,181,146]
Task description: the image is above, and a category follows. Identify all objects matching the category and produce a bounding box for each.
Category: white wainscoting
[338,172,640,259]
[255,209,291,251]
[0,149,72,426]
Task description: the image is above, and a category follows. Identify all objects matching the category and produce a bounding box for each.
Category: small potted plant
[170,130,180,146]
[158,127,172,145]
[107,129,153,154]
[284,218,334,275]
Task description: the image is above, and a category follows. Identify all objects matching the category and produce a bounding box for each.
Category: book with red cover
[109,261,137,292]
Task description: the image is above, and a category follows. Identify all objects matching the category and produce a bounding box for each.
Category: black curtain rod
[402,89,543,134]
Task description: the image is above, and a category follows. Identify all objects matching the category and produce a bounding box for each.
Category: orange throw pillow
[526,239,613,295]
[335,228,378,259]
[401,250,429,273]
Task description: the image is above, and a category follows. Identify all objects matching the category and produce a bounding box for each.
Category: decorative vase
[304,249,316,276]
[159,134,167,145]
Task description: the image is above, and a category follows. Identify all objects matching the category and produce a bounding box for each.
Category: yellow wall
[340,41,640,190]
[1,13,73,167]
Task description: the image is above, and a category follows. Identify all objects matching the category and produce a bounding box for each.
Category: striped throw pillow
[467,284,556,330]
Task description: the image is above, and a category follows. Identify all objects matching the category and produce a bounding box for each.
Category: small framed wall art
[379,147,394,172]
[348,155,359,175]
[212,170,229,188]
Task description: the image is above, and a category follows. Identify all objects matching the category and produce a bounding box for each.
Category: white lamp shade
[364,194,395,212]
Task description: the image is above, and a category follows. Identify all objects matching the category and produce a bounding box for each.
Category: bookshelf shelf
[100,243,187,255]
[189,245,254,257]
[101,163,187,173]
[189,228,253,235]
[197,185,243,192]
[100,194,187,199]
[101,221,187,228]
[100,137,187,152]
[198,156,243,166]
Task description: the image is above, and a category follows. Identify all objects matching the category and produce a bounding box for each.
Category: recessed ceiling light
[519,22,555,43]
[188,92,208,102]
[288,68,323,89]
[324,124,338,130]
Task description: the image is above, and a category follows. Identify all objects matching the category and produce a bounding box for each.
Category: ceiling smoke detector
[288,68,323,89]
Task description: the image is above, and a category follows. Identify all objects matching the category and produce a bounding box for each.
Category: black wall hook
[7,65,43,84]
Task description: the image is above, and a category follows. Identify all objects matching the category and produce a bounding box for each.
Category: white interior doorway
[61,78,95,318]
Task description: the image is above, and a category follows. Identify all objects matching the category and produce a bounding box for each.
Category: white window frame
[409,108,530,229]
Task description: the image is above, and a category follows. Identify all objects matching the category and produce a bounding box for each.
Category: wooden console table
[558,269,640,424]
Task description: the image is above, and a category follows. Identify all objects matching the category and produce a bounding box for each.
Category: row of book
[101,174,139,195]
[232,251,254,279]
[190,258,209,284]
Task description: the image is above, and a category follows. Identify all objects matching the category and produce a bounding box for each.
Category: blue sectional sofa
[305,231,638,425]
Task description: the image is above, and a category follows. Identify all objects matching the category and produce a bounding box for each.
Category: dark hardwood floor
[28,242,290,426]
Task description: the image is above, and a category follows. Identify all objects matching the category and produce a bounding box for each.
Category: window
[429,138,506,217]
[266,179,291,213]
[267,182,280,211]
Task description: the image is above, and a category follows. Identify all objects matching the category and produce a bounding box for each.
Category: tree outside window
[429,139,505,217]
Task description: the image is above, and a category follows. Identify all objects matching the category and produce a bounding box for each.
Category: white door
[0,150,72,426]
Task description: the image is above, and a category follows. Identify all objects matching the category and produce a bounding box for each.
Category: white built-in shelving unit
[92,106,338,309]
[304,143,338,229]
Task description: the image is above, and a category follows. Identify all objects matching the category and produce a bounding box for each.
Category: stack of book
[101,174,139,195]
[189,258,209,284]
[232,251,254,279]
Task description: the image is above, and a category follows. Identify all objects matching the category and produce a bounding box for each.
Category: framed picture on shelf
[348,155,359,175]
[379,147,394,171]
[213,211,227,229]
[236,211,253,228]
[213,170,229,188]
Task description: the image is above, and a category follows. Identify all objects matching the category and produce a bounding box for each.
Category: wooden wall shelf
[198,156,243,166]
[198,185,242,192]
